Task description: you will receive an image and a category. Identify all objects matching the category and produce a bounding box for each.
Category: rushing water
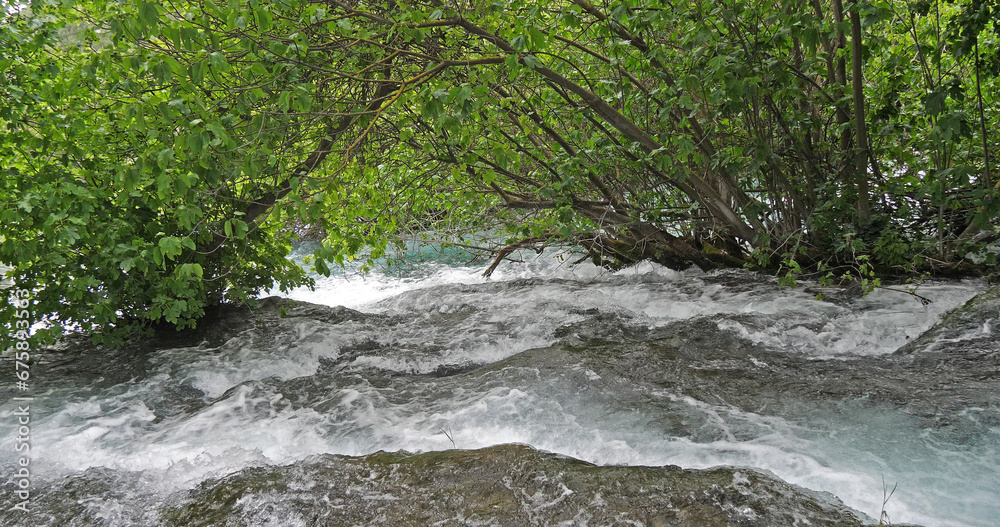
[1,247,997,526]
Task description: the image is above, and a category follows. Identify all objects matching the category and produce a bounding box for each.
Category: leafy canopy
[2,0,999,346]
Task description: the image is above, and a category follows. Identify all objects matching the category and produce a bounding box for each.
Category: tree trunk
[831,0,853,163]
[975,38,993,190]
[850,2,871,221]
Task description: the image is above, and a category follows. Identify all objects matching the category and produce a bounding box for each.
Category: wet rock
[0,468,174,527]
[894,284,1000,356]
[162,444,868,527]
[554,310,647,345]
[541,312,1000,435]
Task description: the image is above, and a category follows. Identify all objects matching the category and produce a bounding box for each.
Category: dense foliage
[2,0,999,344]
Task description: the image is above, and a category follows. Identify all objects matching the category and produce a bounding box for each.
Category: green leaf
[139,2,160,31]
[158,236,183,259]
[177,263,203,278]
[255,8,272,31]
[209,52,229,72]
[189,61,206,85]
[522,54,542,69]
[923,88,948,116]
[206,122,231,146]
[527,27,547,48]
[157,148,175,169]
[314,257,331,276]
[233,219,248,239]
[510,35,527,52]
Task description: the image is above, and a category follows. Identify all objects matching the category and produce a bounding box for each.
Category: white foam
[280,251,980,358]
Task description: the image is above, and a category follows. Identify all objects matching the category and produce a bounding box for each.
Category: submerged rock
[533,282,1000,431]
[894,283,1000,356]
[161,444,867,526]
[533,313,1000,444]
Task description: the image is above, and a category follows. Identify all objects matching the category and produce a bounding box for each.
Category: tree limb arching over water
[1,0,999,343]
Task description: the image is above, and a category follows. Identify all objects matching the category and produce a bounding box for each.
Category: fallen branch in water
[483,236,548,278]
[877,285,933,306]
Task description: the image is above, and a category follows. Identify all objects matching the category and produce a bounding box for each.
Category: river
[1,248,997,525]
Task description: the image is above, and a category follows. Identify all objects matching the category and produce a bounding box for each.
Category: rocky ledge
[162,444,867,526]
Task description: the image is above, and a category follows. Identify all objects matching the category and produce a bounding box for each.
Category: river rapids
[1,249,997,526]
